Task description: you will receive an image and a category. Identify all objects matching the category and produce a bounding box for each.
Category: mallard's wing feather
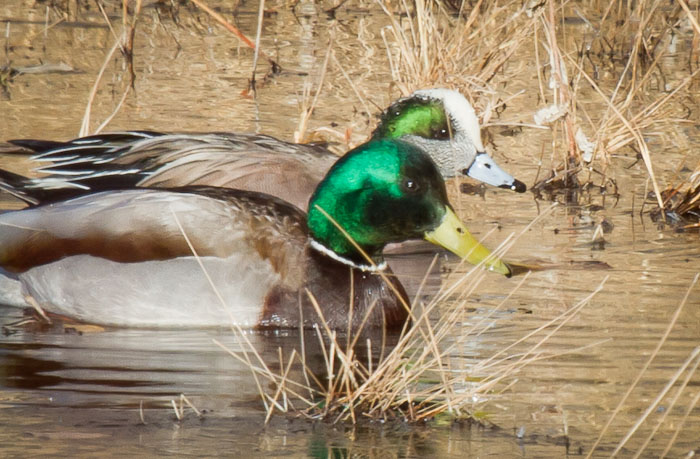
[0,188,310,327]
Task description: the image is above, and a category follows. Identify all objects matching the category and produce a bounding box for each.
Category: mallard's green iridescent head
[307,139,511,276]
[308,139,447,266]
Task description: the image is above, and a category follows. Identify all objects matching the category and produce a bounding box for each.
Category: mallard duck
[2,89,525,210]
[0,139,510,329]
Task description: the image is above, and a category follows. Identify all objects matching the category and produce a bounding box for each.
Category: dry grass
[524,0,698,210]
[350,0,699,215]
[17,0,696,201]
[207,257,700,456]
[212,208,608,426]
[378,0,534,95]
[218,277,602,425]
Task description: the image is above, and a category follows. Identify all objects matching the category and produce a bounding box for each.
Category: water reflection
[1,309,252,407]
[0,299,410,410]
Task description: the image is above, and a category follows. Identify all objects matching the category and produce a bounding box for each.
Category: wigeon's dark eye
[433,128,449,139]
[402,178,420,193]
[430,121,451,139]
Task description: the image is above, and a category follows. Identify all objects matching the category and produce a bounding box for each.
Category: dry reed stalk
[24,10,65,43]
[652,162,700,228]
[586,273,699,458]
[250,0,265,91]
[189,0,280,71]
[171,209,299,415]
[660,389,700,457]
[170,399,181,420]
[631,348,700,458]
[377,0,533,99]
[678,0,700,36]
[311,204,414,320]
[79,37,120,136]
[330,52,373,119]
[542,2,578,161]
[294,40,333,144]
[138,400,146,424]
[169,393,202,420]
[180,393,203,417]
[24,294,51,324]
[80,0,142,136]
[474,277,607,382]
[264,348,298,422]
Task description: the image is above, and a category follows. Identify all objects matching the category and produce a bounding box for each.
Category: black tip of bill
[499,178,527,193]
[464,152,527,194]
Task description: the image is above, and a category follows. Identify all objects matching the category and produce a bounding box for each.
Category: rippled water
[1,1,699,456]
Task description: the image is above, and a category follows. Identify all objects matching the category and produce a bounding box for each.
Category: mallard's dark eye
[402,178,420,193]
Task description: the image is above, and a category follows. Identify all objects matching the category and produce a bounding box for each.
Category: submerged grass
[651,163,700,229]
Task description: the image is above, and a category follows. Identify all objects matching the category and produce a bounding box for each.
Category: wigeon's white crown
[411,88,485,151]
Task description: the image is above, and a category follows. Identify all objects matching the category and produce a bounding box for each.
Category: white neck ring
[310,239,387,272]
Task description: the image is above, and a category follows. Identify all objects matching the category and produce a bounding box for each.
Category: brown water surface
[1,1,699,456]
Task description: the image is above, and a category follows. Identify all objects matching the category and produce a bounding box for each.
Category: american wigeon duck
[0,139,510,329]
[2,89,525,209]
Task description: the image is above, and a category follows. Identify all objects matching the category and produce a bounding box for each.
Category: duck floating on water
[0,139,510,329]
[1,89,525,209]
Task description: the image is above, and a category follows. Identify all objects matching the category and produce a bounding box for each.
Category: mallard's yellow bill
[425,207,511,277]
